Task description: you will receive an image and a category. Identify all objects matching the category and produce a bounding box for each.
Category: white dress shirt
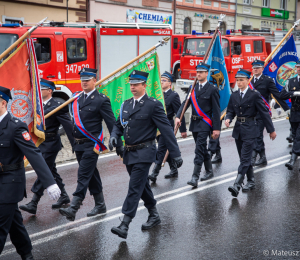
[198,81,207,90]
[133,94,145,109]
[239,86,249,98]
[0,111,8,123]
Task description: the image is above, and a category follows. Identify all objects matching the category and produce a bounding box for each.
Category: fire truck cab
[0,22,172,101]
[178,31,268,90]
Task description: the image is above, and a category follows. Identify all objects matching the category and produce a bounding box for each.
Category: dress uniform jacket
[111,94,181,165]
[251,74,289,114]
[73,90,122,151]
[164,89,186,132]
[177,82,221,132]
[39,98,74,153]
[226,89,275,140]
[0,113,55,204]
[280,77,300,122]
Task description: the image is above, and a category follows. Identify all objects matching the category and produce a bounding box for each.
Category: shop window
[173,37,178,49]
[34,38,51,64]
[231,42,241,55]
[66,38,87,64]
[184,17,191,34]
[254,41,263,53]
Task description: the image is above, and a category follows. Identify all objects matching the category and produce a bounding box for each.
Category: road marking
[3,155,289,254]
[25,117,288,175]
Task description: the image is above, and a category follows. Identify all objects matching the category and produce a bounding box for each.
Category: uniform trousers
[235,137,255,178]
[254,119,265,153]
[291,122,300,155]
[31,151,64,196]
[0,204,32,255]
[192,131,211,166]
[208,136,221,154]
[122,163,156,218]
[155,135,172,165]
[73,149,102,200]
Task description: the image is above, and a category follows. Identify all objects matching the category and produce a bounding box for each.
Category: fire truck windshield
[0,34,18,54]
[183,38,229,57]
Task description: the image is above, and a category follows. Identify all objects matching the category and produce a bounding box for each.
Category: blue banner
[207,35,231,113]
[263,35,298,108]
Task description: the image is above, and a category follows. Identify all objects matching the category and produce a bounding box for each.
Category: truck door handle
[47,75,55,78]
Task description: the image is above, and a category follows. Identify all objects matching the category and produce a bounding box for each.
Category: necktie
[134,99,138,108]
[199,84,203,91]
[83,94,87,103]
[240,92,244,100]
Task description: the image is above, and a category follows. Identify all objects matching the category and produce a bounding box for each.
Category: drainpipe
[235,0,237,29]
[174,0,176,33]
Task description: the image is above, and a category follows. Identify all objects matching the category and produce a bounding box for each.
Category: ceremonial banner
[207,35,231,113]
[98,52,165,118]
[0,39,45,146]
[263,35,298,108]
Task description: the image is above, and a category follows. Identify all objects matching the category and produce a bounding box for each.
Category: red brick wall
[142,0,158,8]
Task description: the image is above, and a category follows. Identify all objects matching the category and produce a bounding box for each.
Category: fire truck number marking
[190,59,202,66]
[56,51,64,62]
[66,64,89,74]
[247,56,261,63]
[232,57,241,64]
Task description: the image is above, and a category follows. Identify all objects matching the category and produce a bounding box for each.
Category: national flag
[263,35,298,108]
[206,35,231,113]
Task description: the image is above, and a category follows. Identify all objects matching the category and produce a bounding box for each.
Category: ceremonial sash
[72,96,107,154]
[190,89,213,128]
[249,82,272,116]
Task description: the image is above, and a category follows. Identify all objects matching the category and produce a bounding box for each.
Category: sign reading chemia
[126,9,172,25]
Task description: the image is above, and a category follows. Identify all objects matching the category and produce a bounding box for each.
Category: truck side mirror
[179,42,182,54]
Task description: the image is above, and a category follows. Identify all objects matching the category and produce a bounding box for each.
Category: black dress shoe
[21,252,34,260]
[141,206,161,230]
[211,150,222,164]
[285,153,298,170]
[200,160,214,181]
[255,150,267,166]
[148,164,161,183]
[187,164,201,188]
[242,168,255,192]
[164,161,178,179]
[52,187,70,209]
[87,192,107,217]
[59,196,82,221]
[111,215,132,239]
[228,174,244,197]
[19,193,41,215]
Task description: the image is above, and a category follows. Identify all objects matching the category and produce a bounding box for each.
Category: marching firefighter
[20,79,74,215]
[148,71,187,183]
[109,70,183,239]
[281,60,300,170]
[0,86,60,259]
[175,62,221,187]
[250,59,289,166]
[225,69,276,197]
[59,68,123,221]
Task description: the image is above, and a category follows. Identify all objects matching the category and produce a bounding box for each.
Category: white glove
[293,91,300,96]
[47,184,61,200]
[286,109,291,117]
[276,107,282,116]
[270,99,276,108]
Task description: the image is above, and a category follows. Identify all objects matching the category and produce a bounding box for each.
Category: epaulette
[124,97,132,103]
[148,96,158,102]
[11,117,21,124]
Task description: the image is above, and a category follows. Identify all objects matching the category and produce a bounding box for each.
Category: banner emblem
[22,131,31,141]
[276,61,297,87]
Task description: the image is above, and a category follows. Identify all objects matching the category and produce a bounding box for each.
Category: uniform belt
[45,132,58,138]
[237,117,256,123]
[0,162,24,173]
[125,140,156,151]
[192,115,203,121]
[75,138,91,144]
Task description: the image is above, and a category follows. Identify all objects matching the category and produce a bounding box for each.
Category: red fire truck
[177,30,269,90]
[0,21,172,101]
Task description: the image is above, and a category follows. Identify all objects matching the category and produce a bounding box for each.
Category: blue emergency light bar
[192,30,213,35]
[0,23,21,27]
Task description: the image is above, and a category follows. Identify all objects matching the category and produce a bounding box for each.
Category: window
[34,38,51,64]
[280,0,286,9]
[220,22,226,35]
[231,42,241,55]
[173,38,178,49]
[262,0,269,7]
[184,17,191,34]
[222,39,229,57]
[2,15,24,24]
[66,38,87,64]
[204,0,211,6]
[254,41,263,53]
[243,0,250,4]
[0,34,18,55]
[221,3,228,9]
[183,38,211,56]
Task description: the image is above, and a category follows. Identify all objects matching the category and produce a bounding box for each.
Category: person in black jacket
[225,69,276,197]
[0,86,60,259]
[175,62,221,187]
[280,60,300,170]
[59,68,123,221]
[20,79,74,215]
[109,70,183,239]
[148,71,186,183]
[250,60,289,166]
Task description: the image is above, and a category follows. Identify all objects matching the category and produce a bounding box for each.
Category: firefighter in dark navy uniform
[225,69,276,197]
[0,86,60,259]
[59,68,123,221]
[109,70,183,239]
[19,79,74,215]
[280,60,300,170]
[175,62,221,188]
[250,59,289,166]
[148,71,186,183]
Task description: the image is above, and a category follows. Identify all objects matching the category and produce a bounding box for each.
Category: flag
[0,39,45,146]
[263,35,298,108]
[97,52,165,119]
[207,35,231,113]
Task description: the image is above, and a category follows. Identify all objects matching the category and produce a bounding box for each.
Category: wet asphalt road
[2,118,300,260]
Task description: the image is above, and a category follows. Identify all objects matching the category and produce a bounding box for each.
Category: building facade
[0,0,87,24]
[236,0,296,31]
[89,0,173,26]
[175,0,236,35]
